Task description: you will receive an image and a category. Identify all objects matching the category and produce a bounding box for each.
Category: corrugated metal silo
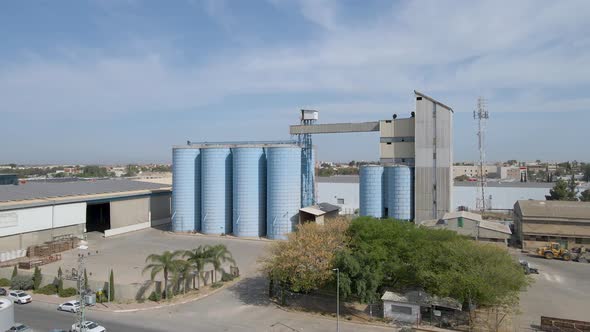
[359,165,384,218]
[232,147,266,237]
[266,146,301,240]
[172,147,200,232]
[385,165,413,220]
[201,148,232,235]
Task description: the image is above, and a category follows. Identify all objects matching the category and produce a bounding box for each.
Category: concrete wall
[110,197,150,229]
[0,224,84,252]
[382,300,420,323]
[317,182,358,215]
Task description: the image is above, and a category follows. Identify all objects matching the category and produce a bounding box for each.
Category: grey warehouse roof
[0,179,169,203]
[516,200,590,220]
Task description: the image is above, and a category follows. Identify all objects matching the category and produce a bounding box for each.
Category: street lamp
[332,268,339,332]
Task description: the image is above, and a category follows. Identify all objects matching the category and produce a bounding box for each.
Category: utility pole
[332,268,339,332]
[474,97,490,212]
[76,254,87,331]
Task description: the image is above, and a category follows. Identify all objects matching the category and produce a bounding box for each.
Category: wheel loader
[536,242,572,261]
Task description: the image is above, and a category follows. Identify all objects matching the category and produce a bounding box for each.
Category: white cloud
[1,0,589,120]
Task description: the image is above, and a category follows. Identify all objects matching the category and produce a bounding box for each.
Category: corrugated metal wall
[266,147,301,240]
[232,147,266,237]
[172,148,200,232]
[201,148,233,235]
[359,165,384,218]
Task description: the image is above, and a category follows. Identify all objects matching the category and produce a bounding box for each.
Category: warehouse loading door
[86,202,111,233]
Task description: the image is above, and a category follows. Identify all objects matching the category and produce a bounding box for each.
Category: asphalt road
[14,278,395,332]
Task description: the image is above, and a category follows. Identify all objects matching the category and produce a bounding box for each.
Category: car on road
[71,321,106,332]
[6,323,32,331]
[7,290,32,304]
[0,287,7,296]
[58,300,81,313]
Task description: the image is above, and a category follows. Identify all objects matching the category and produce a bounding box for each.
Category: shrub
[211,282,223,289]
[35,284,57,295]
[221,271,236,282]
[0,278,11,287]
[58,287,77,298]
[11,275,34,290]
[148,291,162,302]
[57,278,64,293]
[12,265,18,279]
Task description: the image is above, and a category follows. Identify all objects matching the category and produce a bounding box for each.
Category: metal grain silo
[359,165,384,218]
[201,148,232,235]
[266,146,301,240]
[172,147,200,232]
[385,165,413,221]
[232,147,266,237]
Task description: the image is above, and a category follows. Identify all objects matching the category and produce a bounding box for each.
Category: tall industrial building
[291,90,453,222]
[379,91,453,221]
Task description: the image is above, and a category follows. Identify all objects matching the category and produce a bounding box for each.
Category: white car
[58,300,80,313]
[8,290,32,304]
[71,321,106,332]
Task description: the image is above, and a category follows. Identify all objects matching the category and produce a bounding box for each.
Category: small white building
[419,211,512,245]
[381,291,420,324]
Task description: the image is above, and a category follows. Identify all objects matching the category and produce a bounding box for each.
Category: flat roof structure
[0,179,170,211]
[515,200,590,220]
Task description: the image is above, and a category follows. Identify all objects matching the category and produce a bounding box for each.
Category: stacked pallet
[27,237,80,257]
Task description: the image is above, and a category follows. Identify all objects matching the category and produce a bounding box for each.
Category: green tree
[583,164,590,182]
[206,245,236,283]
[184,246,212,288]
[109,269,115,301]
[143,250,184,299]
[11,265,18,279]
[170,260,192,295]
[549,179,575,200]
[33,266,42,290]
[580,189,590,202]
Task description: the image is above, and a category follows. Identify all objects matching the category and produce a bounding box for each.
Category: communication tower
[474,97,491,211]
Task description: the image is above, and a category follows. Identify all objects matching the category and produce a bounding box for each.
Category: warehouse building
[514,200,590,250]
[419,211,511,245]
[0,179,171,253]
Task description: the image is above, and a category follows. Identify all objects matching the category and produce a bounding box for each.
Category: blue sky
[1,0,589,164]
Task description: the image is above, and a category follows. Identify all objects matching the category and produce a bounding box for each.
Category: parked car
[58,300,81,313]
[71,321,106,332]
[0,287,7,296]
[7,290,32,304]
[6,323,32,331]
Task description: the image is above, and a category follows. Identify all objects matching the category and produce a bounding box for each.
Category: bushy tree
[33,266,42,290]
[334,217,530,307]
[548,179,575,200]
[580,189,590,202]
[261,218,350,293]
[11,275,34,290]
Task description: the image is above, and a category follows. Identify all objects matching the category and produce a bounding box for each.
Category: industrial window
[433,152,437,159]
[337,198,345,204]
[416,97,423,100]
[458,217,464,228]
[387,142,392,145]
[391,305,413,315]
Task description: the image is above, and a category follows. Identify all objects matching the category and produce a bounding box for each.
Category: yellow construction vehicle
[536,242,571,260]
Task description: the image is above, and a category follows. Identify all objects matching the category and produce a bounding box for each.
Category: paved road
[517,253,590,330]
[15,276,395,332]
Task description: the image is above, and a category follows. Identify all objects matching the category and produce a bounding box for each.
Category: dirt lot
[35,228,270,284]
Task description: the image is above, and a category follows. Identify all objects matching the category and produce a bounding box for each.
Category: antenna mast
[474,97,490,211]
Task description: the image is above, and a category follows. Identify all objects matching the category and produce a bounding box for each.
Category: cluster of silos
[172,144,301,239]
[359,165,414,221]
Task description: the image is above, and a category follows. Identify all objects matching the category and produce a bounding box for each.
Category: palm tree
[183,246,211,288]
[170,260,192,295]
[142,250,184,300]
[206,244,236,283]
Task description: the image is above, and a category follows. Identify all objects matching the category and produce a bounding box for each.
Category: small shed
[381,291,421,323]
[299,202,341,225]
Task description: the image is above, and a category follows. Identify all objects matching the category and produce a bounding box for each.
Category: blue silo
[172,147,200,232]
[232,147,266,237]
[385,165,413,221]
[201,148,232,235]
[266,146,301,240]
[359,165,384,218]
